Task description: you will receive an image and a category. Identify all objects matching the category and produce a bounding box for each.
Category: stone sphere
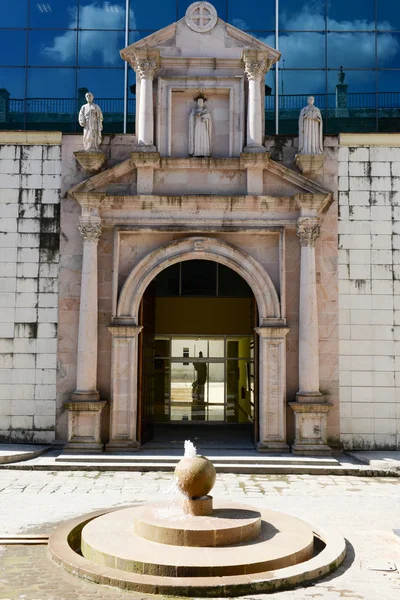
[174,455,216,499]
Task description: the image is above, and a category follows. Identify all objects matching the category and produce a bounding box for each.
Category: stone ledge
[0,131,62,145]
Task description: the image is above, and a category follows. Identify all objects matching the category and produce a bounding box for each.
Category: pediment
[68,155,331,213]
[120,11,280,63]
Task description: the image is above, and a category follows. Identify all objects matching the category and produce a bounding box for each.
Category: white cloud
[42,2,136,66]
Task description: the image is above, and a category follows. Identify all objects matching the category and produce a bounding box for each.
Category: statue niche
[188,96,212,157]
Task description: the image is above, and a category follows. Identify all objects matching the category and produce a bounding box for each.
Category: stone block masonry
[338,134,400,450]
[0,133,61,443]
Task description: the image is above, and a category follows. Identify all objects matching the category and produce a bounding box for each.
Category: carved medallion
[185,2,218,33]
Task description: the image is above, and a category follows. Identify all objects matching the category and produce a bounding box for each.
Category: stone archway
[107,236,289,452]
[117,236,281,325]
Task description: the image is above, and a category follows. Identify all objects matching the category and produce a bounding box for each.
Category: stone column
[135,58,157,150]
[244,56,269,153]
[290,216,332,455]
[63,216,106,453]
[73,217,102,400]
[297,217,321,397]
[106,325,143,451]
[255,327,290,452]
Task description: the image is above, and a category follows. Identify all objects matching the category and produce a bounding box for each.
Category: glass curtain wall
[0,0,398,133]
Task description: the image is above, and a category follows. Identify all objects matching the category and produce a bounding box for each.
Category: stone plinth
[63,400,107,453]
[133,501,261,546]
[290,400,332,455]
[74,151,107,173]
[295,154,326,177]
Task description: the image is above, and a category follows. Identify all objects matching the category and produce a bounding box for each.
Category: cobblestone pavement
[0,471,399,599]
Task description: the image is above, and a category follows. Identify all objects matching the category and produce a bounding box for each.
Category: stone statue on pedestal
[189,96,212,157]
[298,96,323,155]
[78,92,103,152]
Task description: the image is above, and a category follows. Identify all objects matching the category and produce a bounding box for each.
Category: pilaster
[255,327,290,452]
[106,325,143,452]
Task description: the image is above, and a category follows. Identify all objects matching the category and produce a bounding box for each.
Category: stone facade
[0,132,61,443]
[338,133,400,450]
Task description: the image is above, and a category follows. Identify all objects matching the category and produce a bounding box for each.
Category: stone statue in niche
[298,96,323,155]
[189,96,212,157]
[78,92,103,152]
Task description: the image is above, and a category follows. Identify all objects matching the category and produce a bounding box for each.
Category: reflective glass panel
[78,30,125,67]
[279,0,325,31]
[377,3,400,31]
[171,338,210,358]
[128,31,157,44]
[246,31,274,47]
[0,0,28,27]
[327,0,375,31]
[378,70,400,133]
[278,70,326,135]
[78,1,126,29]
[0,31,26,67]
[130,0,176,29]
[77,68,124,97]
[178,0,227,21]
[279,32,325,68]
[377,33,400,69]
[28,29,77,66]
[0,68,26,130]
[327,70,376,134]
[29,0,78,29]
[228,0,275,31]
[327,33,375,68]
[27,67,75,98]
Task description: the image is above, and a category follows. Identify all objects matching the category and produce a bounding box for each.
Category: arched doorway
[138,259,257,446]
[108,237,288,452]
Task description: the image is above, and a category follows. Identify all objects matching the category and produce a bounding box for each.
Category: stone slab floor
[0,471,399,600]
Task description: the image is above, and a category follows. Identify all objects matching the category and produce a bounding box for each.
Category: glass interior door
[153,336,254,424]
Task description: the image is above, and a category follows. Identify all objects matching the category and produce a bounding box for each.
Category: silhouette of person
[192,351,207,420]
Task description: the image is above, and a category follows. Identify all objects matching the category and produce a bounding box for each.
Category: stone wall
[338,134,400,450]
[0,133,61,443]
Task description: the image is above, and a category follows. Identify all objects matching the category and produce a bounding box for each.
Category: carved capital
[78,219,102,243]
[297,218,320,247]
[244,59,270,81]
[135,58,157,79]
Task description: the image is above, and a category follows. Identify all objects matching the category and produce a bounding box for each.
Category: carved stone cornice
[135,58,158,79]
[78,218,102,243]
[296,217,320,247]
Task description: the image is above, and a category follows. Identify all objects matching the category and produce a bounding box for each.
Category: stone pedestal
[240,152,270,195]
[290,400,332,455]
[295,154,326,177]
[130,151,160,194]
[74,151,107,173]
[63,400,107,453]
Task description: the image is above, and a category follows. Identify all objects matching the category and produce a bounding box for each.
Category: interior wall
[155,297,253,335]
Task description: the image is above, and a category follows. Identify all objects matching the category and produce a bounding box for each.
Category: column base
[291,443,332,456]
[257,441,290,453]
[133,143,157,152]
[63,399,106,454]
[71,391,100,402]
[289,400,332,456]
[244,144,267,154]
[105,440,141,452]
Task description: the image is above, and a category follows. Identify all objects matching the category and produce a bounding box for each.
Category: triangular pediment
[120,5,280,64]
[68,155,331,212]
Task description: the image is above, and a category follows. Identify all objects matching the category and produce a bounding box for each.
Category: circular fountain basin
[48,501,346,595]
[133,500,261,546]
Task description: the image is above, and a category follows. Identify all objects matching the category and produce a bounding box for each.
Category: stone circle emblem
[185,2,218,33]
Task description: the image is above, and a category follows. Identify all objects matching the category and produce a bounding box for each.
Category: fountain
[48,442,346,595]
